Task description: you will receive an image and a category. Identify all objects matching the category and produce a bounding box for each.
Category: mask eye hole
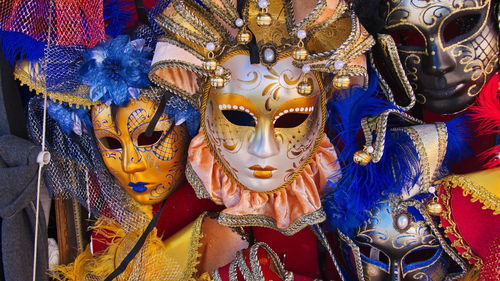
[403,247,440,267]
[99,137,122,150]
[274,113,309,128]
[222,110,256,127]
[137,130,164,146]
[358,244,390,265]
[443,13,481,46]
[388,28,425,49]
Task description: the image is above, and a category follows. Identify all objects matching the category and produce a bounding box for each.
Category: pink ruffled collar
[187,131,339,235]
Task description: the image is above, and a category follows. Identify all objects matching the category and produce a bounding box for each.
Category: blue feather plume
[0,31,45,65]
[324,71,472,236]
[104,0,134,37]
[46,100,91,136]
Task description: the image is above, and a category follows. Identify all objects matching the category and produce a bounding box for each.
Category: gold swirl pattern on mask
[200,81,327,194]
[404,54,422,90]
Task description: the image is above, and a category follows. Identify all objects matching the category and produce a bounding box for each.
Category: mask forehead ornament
[150,0,375,234]
[385,0,499,114]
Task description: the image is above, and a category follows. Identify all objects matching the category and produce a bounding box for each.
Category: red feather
[469,73,500,167]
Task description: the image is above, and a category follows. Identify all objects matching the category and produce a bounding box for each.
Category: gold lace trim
[217,209,326,236]
[437,175,500,215]
[14,65,95,109]
[439,181,482,268]
[184,212,208,280]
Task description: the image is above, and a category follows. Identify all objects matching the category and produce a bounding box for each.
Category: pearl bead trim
[218,104,258,124]
[273,106,314,124]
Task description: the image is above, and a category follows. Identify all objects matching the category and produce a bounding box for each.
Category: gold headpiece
[149,0,375,107]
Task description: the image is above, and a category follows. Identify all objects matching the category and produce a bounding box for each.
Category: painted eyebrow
[273,96,317,115]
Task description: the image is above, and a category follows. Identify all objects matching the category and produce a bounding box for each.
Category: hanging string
[85,170,94,255]
[32,2,53,280]
[32,91,49,281]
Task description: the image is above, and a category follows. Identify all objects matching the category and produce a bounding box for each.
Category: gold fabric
[53,213,208,281]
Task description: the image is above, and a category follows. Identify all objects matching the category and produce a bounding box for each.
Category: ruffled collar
[187,131,339,235]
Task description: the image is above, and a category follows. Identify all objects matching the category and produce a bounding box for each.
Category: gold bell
[256,13,272,27]
[353,150,372,166]
[426,201,443,216]
[292,48,309,61]
[210,76,225,88]
[332,75,350,89]
[237,30,252,45]
[203,60,217,72]
[297,80,313,95]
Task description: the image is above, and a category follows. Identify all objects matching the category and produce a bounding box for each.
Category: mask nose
[248,118,280,158]
[390,261,401,281]
[122,144,147,173]
[424,41,456,76]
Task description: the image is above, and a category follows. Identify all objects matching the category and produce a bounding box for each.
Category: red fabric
[153,181,223,239]
[479,236,500,281]
[216,246,315,281]
[91,181,223,253]
[253,227,338,280]
[439,184,500,265]
[423,73,499,173]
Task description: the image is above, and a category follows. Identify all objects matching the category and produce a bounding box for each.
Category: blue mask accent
[128,182,148,193]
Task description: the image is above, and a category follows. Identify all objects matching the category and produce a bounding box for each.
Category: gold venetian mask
[202,53,325,192]
[92,99,189,205]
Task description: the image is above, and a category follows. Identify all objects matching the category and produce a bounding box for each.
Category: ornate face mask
[385,0,499,114]
[203,54,323,192]
[339,201,465,281]
[92,99,189,205]
[149,0,374,233]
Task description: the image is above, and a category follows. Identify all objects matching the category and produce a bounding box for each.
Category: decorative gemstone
[214,66,225,76]
[302,65,311,73]
[365,145,374,154]
[297,30,307,39]
[205,42,216,51]
[429,186,436,194]
[235,18,244,27]
[333,60,344,70]
[353,150,371,166]
[256,13,272,27]
[258,0,269,9]
[263,47,276,63]
[396,214,409,230]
